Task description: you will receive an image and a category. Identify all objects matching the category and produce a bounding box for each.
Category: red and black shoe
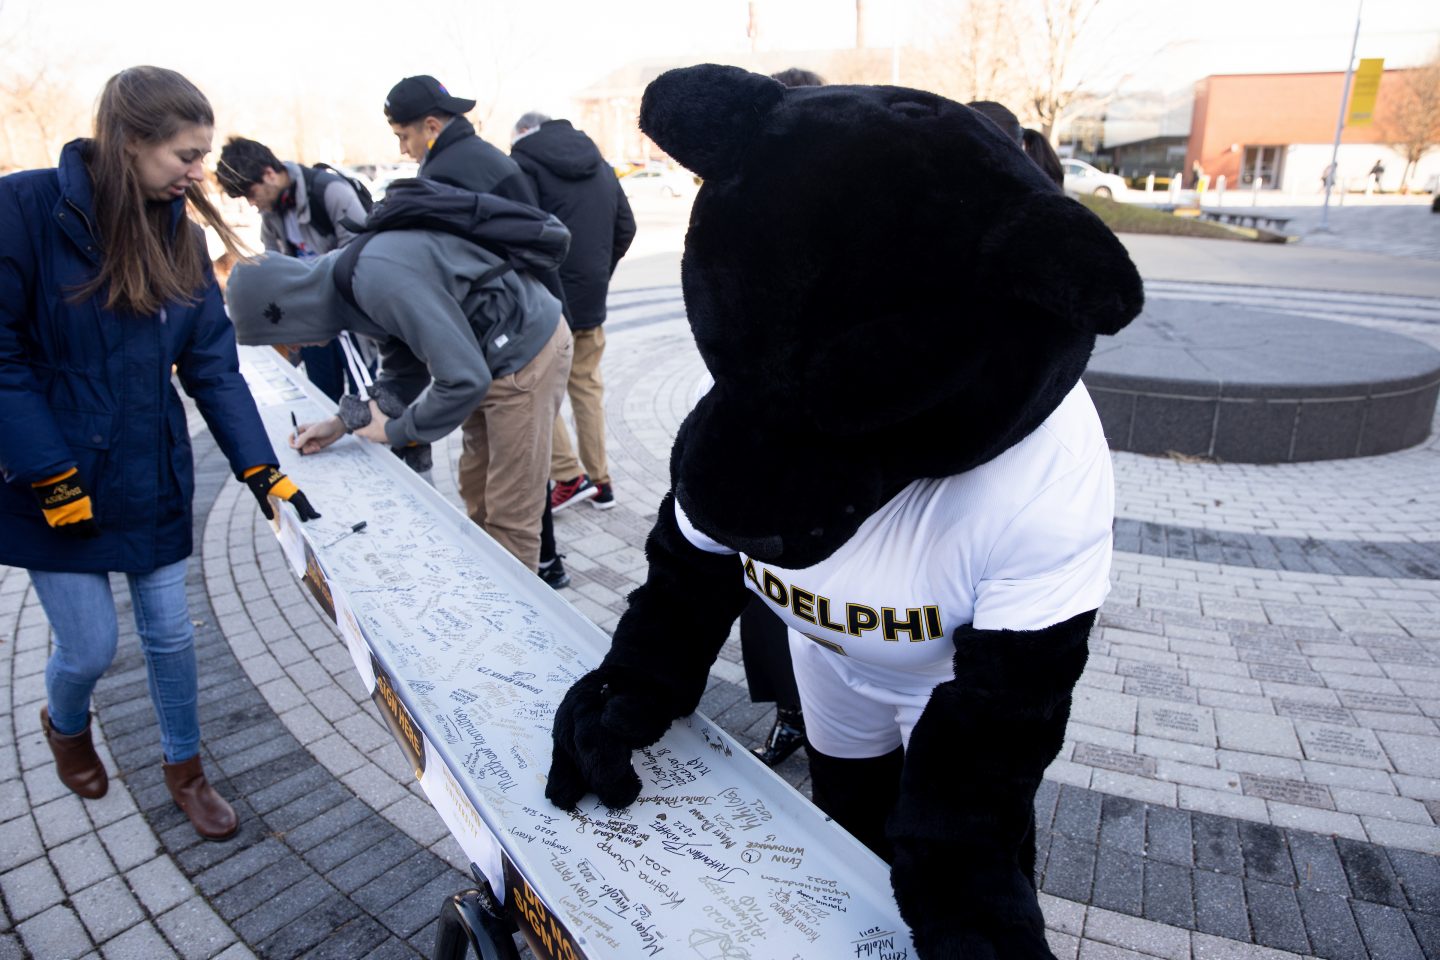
[550,475,598,513]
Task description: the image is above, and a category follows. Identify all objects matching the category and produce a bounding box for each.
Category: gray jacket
[259,161,367,256]
[226,230,562,446]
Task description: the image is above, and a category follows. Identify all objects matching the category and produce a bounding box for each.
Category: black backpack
[332,177,571,311]
[299,163,375,240]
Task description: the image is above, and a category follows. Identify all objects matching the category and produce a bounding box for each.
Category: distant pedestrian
[967,100,1023,144]
[511,112,636,527]
[1022,129,1064,188]
[216,137,371,404]
[967,101,1064,190]
[770,67,825,88]
[1368,158,1385,194]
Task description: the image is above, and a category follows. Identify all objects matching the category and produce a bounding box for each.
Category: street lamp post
[1318,0,1364,233]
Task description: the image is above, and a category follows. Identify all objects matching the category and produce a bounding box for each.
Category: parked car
[1062,159,1128,200]
[619,166,697,199]
[364,163,420,202]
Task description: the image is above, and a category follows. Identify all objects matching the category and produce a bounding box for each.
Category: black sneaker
[591,482,616,510]
[550,475,598,512]
[538,555,571,590]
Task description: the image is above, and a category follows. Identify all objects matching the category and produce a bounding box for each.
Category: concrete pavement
[2,205,1438,960]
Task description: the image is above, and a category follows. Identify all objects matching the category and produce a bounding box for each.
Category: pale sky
[3,0,1437,161]
[11,0,1438,99]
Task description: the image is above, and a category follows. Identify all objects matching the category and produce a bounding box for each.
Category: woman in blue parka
[0,66,319,840]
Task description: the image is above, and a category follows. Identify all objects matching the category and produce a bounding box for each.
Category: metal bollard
[1216,174,1226,207]
[1146,173,1155,195]
[1168,171,1181,203]
[1251,176,1263,206]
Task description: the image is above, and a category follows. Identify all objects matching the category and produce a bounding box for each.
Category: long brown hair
[77,66,248,315]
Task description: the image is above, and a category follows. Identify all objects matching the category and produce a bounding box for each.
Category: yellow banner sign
[372,655,426,779]
[1348,58,1384,127]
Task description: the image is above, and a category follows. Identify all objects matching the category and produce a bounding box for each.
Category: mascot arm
[888,610,1094,960]
[547,491,750,810]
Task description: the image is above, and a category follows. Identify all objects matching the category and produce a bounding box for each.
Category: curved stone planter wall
[1082,301,1440,463]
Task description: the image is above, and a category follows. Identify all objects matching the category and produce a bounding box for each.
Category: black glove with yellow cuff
[31,468,99,539]
[243,466,321,521]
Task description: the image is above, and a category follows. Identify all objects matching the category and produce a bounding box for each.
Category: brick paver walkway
[2,259,1438,959]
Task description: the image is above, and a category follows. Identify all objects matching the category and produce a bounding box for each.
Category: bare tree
[906,0,1030,106]
[1384,50,1440,189]
[436,0,541,143]
[1027,0,1104,141]
[0,2,89,170]
[951,0,1028,103]
[0,63,89,170]
[902,0,1120,142]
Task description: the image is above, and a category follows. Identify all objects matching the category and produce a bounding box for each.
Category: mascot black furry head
[643,65,1142,568]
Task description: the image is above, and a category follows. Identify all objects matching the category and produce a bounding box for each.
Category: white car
[364,163,420,202]
[1062,159,1127,200]
[619,167,696,199]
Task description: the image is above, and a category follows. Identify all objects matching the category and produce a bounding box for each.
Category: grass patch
[1079,194,1254,241]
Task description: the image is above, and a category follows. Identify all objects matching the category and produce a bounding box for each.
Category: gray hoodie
[259,161,366,256]
[226,230,561,447]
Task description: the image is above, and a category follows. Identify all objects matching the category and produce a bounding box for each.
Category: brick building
[1184,68,1439,193]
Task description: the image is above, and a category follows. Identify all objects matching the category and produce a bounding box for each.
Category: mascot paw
[546,669,673,810]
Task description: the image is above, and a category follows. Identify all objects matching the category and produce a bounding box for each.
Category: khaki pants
[458,321,572,571]
[550,325,609,486]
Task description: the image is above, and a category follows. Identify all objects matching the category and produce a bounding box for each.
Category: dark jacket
[0,139,277,573]
[420,117,538,207]
[420,118,569,317]
[512,120,636,330]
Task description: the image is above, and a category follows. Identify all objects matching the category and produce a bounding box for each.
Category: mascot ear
[978,193,1144,335]
[639,64,785,181]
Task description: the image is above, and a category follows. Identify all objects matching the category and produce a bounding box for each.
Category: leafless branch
[1382,49,1440,187]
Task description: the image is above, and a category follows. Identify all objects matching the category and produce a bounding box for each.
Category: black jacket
[512,120,636,330]
[420,118,569,314]
[420,117,536,205]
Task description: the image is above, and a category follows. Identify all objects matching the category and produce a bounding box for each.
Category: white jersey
[678,382,1115,690]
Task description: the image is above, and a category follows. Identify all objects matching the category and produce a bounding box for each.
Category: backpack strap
[474,259,517,287]
[300,166,340,239]
[332,232,376,313]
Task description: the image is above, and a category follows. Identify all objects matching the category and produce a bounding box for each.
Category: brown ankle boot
[163,755,238,841]
[40,707,108,800]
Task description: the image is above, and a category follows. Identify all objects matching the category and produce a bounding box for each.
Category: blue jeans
[29,558,200,763]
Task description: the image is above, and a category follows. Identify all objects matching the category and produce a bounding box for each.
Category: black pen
[325,521,367,548]
[290,411,300,450]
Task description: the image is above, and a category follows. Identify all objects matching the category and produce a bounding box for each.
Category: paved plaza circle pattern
[1,279,1437,960]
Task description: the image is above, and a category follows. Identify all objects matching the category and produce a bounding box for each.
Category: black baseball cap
[384,75,477,124]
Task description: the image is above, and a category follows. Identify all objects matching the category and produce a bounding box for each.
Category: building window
[1241,145,1285,187]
